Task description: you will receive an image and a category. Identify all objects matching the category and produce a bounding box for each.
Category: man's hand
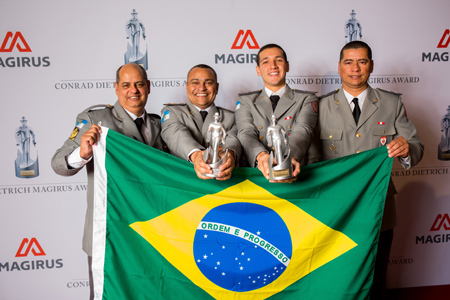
[190,150,214,180]
[80,124,102,160]
[387,136,409,158]
[216,150,236,181]
[256,152,300,183]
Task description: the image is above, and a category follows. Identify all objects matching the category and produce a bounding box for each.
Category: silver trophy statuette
[202,112,228,178]
[266,115,293,180]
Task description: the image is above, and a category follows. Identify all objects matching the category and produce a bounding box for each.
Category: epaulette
[292,89,317,95]
[318,89,340,99]
[83,104,111,113]
[238,90,261,96]
[149,113,161,120]
[376,88,402,96]
[163,103,187,106]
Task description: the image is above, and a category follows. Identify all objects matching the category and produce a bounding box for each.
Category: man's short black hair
[187,64,218,82]
[340,41,372,61]
[256,44,288,66]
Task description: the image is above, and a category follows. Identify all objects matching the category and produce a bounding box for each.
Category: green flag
[92,127,392,300]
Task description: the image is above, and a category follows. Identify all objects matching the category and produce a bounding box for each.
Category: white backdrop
[1,0,449,298]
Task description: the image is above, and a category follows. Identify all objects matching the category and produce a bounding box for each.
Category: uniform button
[329,135,333,139]
[356,151,361,153]
[259,136,263,140]
[288,126,292,129]
[356,133,361,138]
[259,126,263,130]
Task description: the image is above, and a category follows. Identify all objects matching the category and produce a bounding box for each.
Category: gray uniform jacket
[235,85,319,167]
[160,102,242,161]
[318,86,424,230]
[51,101,165,256]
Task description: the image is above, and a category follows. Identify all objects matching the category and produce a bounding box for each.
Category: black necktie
[270,95,280,112]
[134,117,145,142]
[352,98,361,124]
[200,110,208,122]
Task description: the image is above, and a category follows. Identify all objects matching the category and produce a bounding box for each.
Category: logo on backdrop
[15,238,46,257]
[0,238,63,272]
[416,213,450,245]
[15,116,39,178]
[0,31,50,68]
[0,31,31,52]
[422,29,449,62]
[344,9,363,44]
[438,105,450,160]
[231,30,260,50]
[124,9,148,70]
[215,29,259,64]
[430,214,450,231]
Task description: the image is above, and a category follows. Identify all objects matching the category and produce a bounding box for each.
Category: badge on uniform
[284,116,292,120]
[162,110,170,123]
[235,101,240,111]
[377,122,385,125]
[380,136,387,145]
[70,120,88,140]
[311,101,318,113]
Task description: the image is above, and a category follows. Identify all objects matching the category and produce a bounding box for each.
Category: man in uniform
[51,62,165,299]
[161,64,241,180]
[318,41,424,299]
[235,44,319,182]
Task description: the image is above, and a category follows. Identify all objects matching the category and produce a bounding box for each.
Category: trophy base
[438,144,450,161]
[202,149,228,178]
[268,151,293,181]
[15,157,39,178]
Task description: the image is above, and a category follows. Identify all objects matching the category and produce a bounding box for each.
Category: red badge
[378,122,385,125]
[285,116,292,120]
[380,136,387,145]
[311,101,318,113]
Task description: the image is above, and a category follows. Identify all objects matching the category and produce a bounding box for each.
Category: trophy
[15,116,39,178]
[202,112,228,177]
[267,115,293,180]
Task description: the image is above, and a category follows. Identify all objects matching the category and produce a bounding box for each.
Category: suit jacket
[318,86,424,230]
[235,85,319,167]
[160,102,242,161]
[51,101,165,256]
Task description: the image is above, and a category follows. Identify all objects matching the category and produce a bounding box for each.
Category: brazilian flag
[92,127,392,300]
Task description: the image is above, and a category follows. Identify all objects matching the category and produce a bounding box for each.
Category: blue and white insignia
[235,101,241,111]
[70,120,88,140]
[162,110,170,123]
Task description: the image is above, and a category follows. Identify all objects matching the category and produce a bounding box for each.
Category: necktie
[134,117,146,142]
[352,98,361,124]
[270,95,280,112]
[200,110,208,122]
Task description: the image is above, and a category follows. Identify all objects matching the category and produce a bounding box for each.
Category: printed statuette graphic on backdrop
[438,105,450,160]
[344,9,363,43]
[15,116,39,178]
[124,9,148,70]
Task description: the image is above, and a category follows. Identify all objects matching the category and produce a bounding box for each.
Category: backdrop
[1,0,449,298]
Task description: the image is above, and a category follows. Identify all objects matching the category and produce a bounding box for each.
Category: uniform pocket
[320,129,343,158]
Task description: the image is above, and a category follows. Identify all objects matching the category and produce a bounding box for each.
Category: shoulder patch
[238,90,261,96]
[83,104,111,113]
[163,103,187,106]
[318,89,340,99]
[376,88,402,96]
[292,89,317,95]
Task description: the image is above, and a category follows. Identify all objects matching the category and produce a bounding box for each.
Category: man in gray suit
[235,44,319,182]
[318,41,424,299]
[161,64,241,180]
[51,62,165,299]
